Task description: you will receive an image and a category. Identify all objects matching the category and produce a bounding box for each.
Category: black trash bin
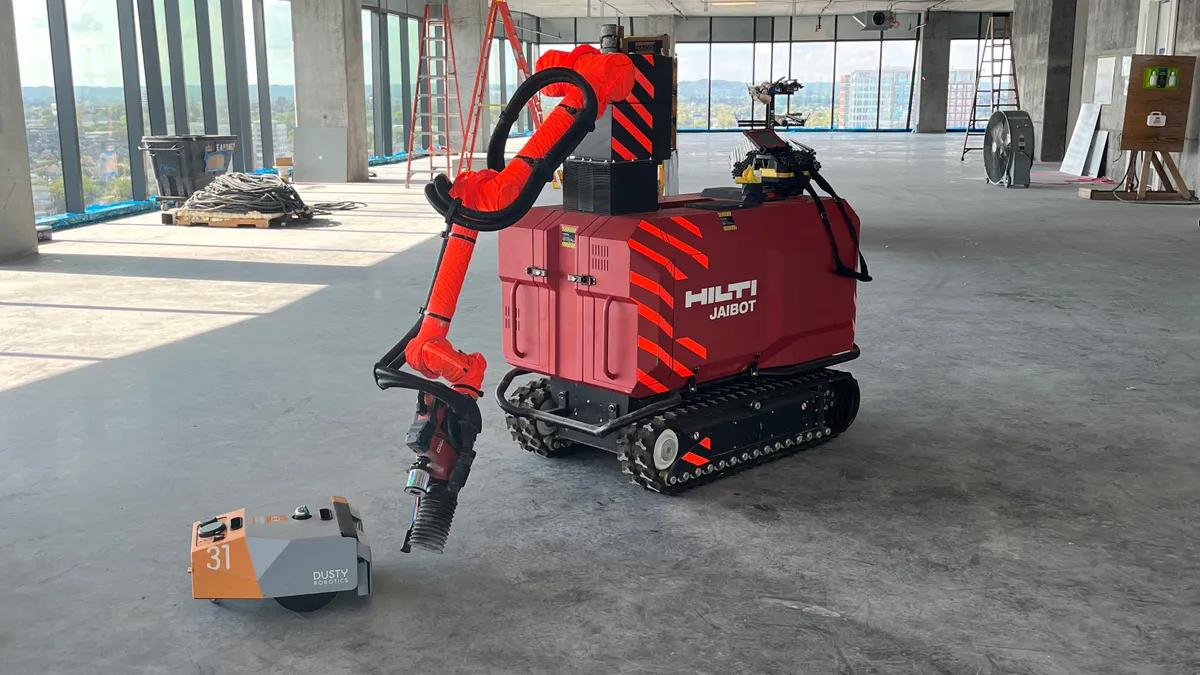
[140,135,237,207]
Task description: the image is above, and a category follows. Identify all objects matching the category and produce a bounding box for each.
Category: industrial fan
[983,110,1035,188]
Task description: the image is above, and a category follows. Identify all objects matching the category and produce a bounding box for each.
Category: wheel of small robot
[506,379,577,458]
[275,592,338,613]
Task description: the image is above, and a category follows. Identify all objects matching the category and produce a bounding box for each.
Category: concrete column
[0,0,38,262]
[912,12,951,133]
[1014,0,1079,162]
[291,0,368,183]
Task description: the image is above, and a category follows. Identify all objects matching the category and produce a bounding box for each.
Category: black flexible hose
[423,67,599,232]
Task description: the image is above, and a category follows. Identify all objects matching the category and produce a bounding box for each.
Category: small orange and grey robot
[189,497,371,612]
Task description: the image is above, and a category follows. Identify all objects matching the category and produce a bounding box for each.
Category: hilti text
[685,280,758,320]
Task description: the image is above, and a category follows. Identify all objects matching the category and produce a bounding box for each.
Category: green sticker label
[1143,67,1180,90]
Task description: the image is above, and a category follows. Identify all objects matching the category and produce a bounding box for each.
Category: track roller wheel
[619,415,682,494]
[825,375,860,435]
[505,378,576,458]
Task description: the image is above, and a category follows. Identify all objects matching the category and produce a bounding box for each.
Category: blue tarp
[36,200,158,232]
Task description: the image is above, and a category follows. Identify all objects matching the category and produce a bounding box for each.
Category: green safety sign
[1143,67,1180,90]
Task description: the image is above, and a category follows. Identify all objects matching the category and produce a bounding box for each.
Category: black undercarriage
[502,353,861,495]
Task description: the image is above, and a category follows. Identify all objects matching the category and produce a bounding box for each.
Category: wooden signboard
[1121,55,1196,152]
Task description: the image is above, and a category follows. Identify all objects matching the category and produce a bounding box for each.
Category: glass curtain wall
[388,15,405,152]
[14,2,65,216]
[243,0,261,168]
[709,44,753,129]
[67,0,133,206]
[948,39,982,129]
[209,0,231,134]
[179,0,204,132]
[363,9,375,157]
[790,43,835,128]
[263,0,295,158]
[673,15,924,131]
[879,41,916,129]
[675,44,710,130]
[153,0,177,132]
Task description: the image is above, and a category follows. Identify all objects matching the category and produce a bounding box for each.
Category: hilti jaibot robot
[375,26,870,557]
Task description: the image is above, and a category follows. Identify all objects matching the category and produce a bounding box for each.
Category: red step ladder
[406,3,465,187]
[458,0,545,176]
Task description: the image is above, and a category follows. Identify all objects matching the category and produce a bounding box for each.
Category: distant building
[836,69,913,129]
[947,69,978,128]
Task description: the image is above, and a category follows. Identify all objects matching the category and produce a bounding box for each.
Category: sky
[13,0,299,91]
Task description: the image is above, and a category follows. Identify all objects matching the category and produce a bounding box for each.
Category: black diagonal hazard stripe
[612,106,653,156]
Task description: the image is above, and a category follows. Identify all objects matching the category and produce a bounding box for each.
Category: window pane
[878,41,915,129]
[179,0,204,133]
[244,0,261,168]
[209,0,230,135]
[15,2,64,216]
[408,18,419,152]
[709,43,752,129]
[67,0,133,207]
[504,40,518,100]
[833,41,880,130]
[790,42,834,129]
[363,10,374,157]
[264,0,294,159]
[948,39,980,129]
[676,43,709,130]
[388,15,404,153]
[772,42,789,80]
[751,42,771,120]
[133,2,157,197]
[489,38,502,106]
[153,0,176,132]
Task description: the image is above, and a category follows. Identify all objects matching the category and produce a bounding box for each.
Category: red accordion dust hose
[404,46,635,396]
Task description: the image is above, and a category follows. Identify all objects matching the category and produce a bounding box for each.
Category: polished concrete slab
[1,133,1197,675]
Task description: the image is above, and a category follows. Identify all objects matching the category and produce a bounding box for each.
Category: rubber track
[617,369,859,495]
[505,380,570,458]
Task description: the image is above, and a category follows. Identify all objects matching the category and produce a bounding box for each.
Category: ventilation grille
[591,243,610,272]
[503,304,519,330]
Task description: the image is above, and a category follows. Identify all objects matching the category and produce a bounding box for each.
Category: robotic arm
[401,46,635,397]
[374,45,635,554]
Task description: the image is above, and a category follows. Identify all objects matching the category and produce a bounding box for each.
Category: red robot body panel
[499,194,862,397]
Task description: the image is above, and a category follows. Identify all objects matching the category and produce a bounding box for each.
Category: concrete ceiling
[506,0,1014,19]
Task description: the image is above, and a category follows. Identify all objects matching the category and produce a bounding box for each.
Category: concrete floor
[1,133,1198,675]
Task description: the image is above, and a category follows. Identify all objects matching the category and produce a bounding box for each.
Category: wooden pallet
[169,208,313,228]
[1078,187,1194,201]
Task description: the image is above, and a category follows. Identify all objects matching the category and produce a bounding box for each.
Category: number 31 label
[205,544,231,570]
